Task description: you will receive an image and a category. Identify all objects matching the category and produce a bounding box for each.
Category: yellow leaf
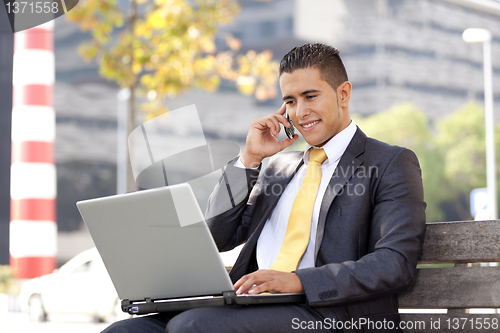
[236,76,256,96]
[133,62,142,74]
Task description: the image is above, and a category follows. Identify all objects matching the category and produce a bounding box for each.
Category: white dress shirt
[248,120,358,270]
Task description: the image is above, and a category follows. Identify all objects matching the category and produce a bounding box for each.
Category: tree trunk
[126,84,137,193]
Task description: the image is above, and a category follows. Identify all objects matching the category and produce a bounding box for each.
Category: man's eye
[306,95,316,99]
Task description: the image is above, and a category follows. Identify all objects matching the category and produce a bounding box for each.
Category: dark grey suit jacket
[206,128,426,333]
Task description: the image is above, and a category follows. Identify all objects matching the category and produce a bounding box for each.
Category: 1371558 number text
[5,1,59,14]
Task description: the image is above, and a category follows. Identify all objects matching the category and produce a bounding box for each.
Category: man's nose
[295,102,310,119]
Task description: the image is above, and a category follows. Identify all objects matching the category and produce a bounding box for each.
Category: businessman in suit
[202,43,426,332]
[103,43,425,333]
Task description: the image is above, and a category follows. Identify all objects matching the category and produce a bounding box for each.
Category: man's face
[279,67,351,147]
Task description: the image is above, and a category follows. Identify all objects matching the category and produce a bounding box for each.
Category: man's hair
[279,43,348,90]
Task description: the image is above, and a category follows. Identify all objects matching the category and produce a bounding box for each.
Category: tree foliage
[66,0,278,119]
[435,102,487,193]
[356,101,500,222]
[66,0,278,190]
[354,103,446,222]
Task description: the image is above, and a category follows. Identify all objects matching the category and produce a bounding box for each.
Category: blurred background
[1,0,500,330]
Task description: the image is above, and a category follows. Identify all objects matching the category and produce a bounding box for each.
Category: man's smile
[300,119,321,130]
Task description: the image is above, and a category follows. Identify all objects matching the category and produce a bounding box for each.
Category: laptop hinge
[121,299,131,313]
[145,297,153,303]
[223,291,237,306]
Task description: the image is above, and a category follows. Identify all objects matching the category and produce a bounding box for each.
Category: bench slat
[418,220,500,264]
[398,266,500,308]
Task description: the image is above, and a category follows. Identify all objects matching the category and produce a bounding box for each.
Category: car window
[71,260,91,275]
[88,258,106,272]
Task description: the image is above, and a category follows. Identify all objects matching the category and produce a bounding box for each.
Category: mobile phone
[284,106,295,139]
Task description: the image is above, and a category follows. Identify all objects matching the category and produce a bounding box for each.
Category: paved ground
[0,312,112,333]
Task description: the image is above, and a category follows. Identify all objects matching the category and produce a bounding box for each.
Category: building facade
[4,0,498,262]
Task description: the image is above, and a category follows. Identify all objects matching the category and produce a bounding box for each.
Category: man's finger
[266,116,282,138]
[247,282,273,294]
[278,134,299,149]
[237,275,264,294]
[276,102,287,115]
[236,281,254,294]
[275,114,291,128]
[234,274,250,291]
[234,275,256,294]
[234,270,270,294]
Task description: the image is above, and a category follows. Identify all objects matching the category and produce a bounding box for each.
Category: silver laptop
[76,183,304,315]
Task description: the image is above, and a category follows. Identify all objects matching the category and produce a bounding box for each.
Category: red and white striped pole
[10,21,57,279]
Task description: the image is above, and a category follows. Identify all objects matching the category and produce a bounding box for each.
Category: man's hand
[241,103,299,168]
[234,269,304,295]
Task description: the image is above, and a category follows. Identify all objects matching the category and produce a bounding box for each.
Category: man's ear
[338,81,352,107]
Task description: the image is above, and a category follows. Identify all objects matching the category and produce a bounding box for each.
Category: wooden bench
[398,220,500,332]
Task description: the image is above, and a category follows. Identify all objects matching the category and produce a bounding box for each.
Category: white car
[19,248,125,322]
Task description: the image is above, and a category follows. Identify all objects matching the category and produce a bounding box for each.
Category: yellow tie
[270,148,328,272]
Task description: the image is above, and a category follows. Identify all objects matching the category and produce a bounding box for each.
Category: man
[104,43,426,333]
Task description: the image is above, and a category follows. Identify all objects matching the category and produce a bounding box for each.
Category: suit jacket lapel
[315,128,366,258]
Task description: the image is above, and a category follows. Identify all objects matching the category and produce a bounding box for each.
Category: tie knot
[309,149,327,164]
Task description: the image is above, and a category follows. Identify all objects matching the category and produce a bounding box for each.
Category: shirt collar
[303,119,357,166]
